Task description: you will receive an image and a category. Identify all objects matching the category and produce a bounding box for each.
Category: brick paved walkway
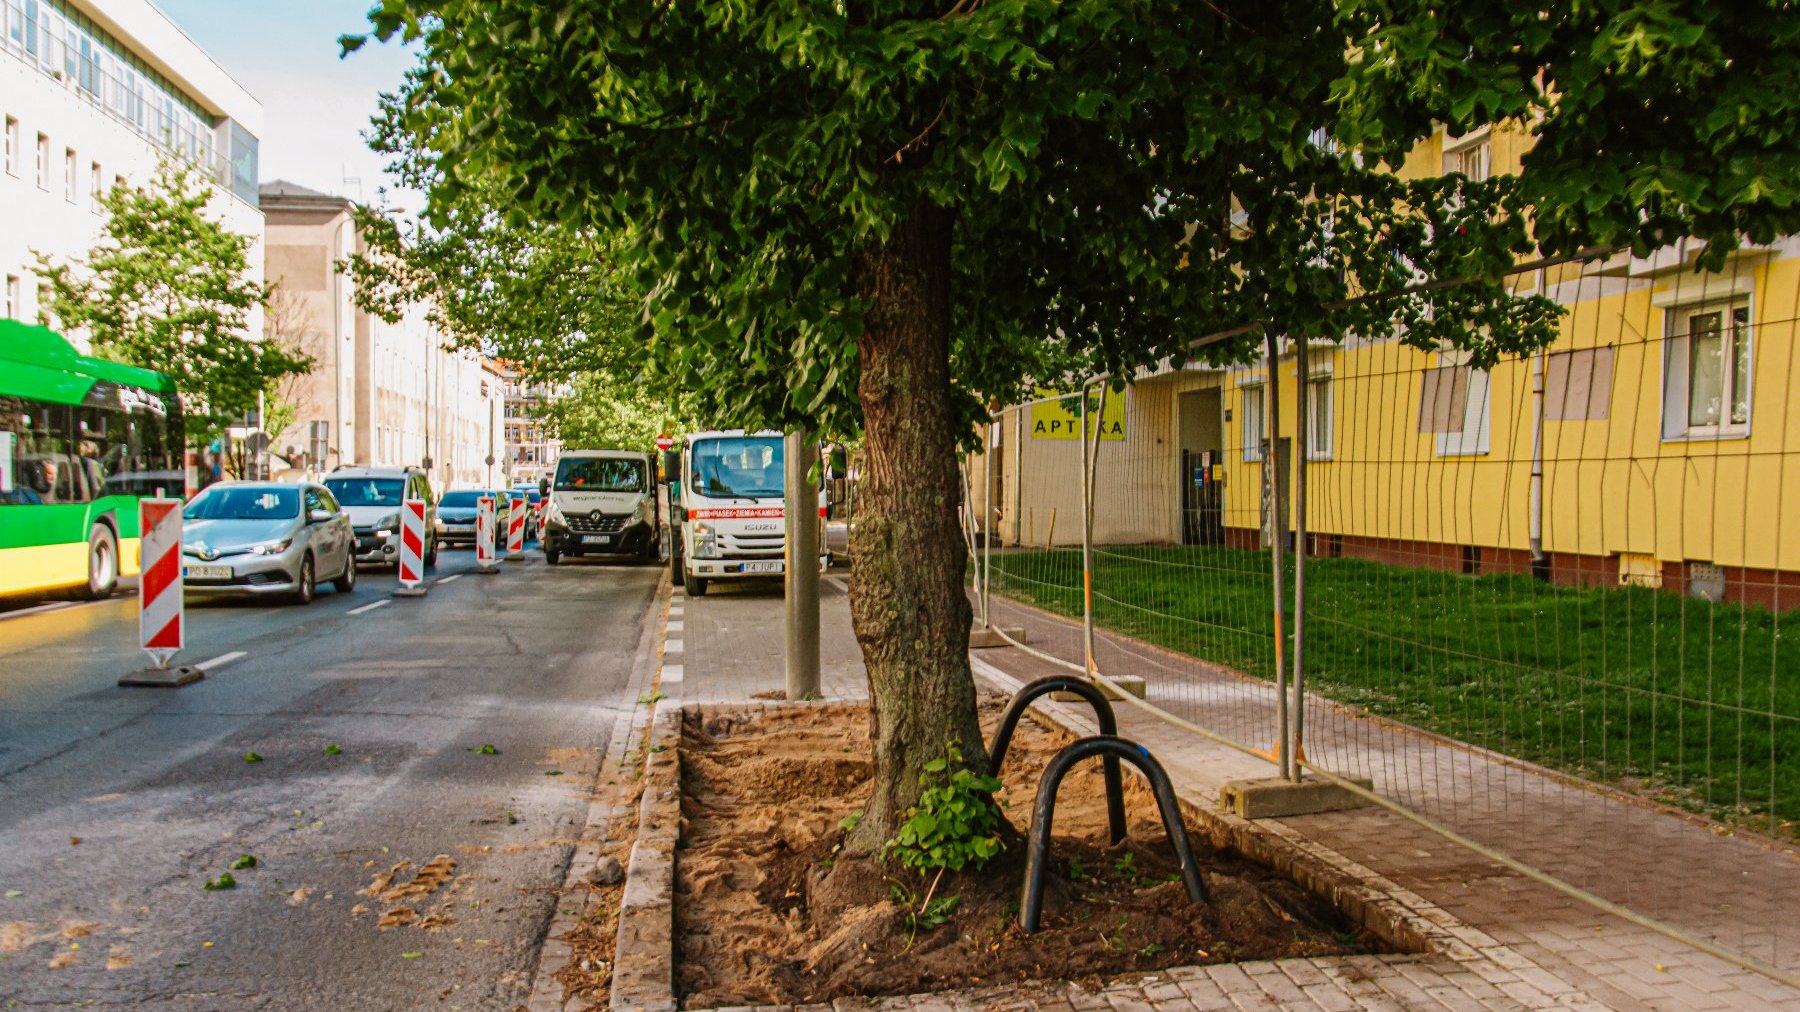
[663,576,1800,1010]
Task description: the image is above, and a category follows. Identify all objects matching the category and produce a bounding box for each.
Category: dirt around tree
[674,700,1383,1007]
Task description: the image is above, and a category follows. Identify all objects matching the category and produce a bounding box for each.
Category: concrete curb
[609,701,683,1011]
[524,571,672,1012]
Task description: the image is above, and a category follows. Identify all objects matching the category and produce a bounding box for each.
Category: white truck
[538,448,661,565]
[664,430,826,596]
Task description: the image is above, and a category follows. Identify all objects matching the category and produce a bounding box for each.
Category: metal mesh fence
[973,247,1799,982]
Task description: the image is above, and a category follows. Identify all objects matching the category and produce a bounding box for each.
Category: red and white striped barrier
[475,495,498,573]
[120,498,201,686]
[396,497,429,596]
[506,494,526,559]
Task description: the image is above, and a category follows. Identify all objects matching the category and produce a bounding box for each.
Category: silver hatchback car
[180,482,357,604]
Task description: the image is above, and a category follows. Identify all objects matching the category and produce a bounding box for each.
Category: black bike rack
[1018,735,1208,932]
[989,676,1127,846]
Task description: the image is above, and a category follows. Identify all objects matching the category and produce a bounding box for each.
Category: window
[1664,301,1752,439]
[36,132,49,189]
[3,116,16,176]
[64,147,75,201]
[1443,129,1491,181]
[1544,347,1615,421]
[5,275,19,320]
[1305,377,1332,460]
[1420,352,1491,455]
[1240,383,1266,462]
[89,161,100,212]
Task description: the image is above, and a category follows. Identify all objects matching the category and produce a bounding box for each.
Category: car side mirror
[309,509,334,525]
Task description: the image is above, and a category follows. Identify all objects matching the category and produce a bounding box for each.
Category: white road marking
[348,599,391,616]
[666,620,683,632]
[436,574,461,585]
[0,600,77,622]
[660,664,684,684]
[194,651,246,673]
[664,639,683,654]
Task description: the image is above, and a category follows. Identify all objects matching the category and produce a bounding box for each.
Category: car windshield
[555,457,646,493]
[325,478,404,506]
[690,437,784,499]
[184,486,300,521]
[440,491,485,508]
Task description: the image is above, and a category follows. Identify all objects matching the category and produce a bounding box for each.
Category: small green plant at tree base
[837,812,861,833]
[1138,941,1167,958]
[1066,857,1085,881]
[1113,851,1139,886]
[885,742,1003,874]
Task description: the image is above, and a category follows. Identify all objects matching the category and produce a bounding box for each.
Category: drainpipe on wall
[1529,265,1550,582]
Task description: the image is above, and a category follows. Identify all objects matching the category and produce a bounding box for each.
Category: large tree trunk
[844,198,986,853]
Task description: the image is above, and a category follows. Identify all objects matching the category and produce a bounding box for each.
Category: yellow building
[979,127,1799,611]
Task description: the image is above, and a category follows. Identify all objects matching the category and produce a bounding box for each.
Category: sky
[151,0,421,212]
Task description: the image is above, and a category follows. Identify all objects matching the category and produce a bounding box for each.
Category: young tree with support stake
[344,0,1795,882]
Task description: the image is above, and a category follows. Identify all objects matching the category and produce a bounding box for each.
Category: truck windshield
[556,457,646,493]
[324,478,404,506]
[691,437,785,499]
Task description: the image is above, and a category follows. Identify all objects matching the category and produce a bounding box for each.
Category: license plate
[185,564,232,580]
[582,535,611,545]
[743,561,782,574]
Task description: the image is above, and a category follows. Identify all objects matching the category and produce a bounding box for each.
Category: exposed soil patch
[675,700,1383,1007]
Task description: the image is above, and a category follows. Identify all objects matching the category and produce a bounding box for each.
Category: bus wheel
[81,523,119,600]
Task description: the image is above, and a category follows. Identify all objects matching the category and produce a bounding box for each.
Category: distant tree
[536,373,698,452]
[347,0,1796,870]
[37,161,311,448]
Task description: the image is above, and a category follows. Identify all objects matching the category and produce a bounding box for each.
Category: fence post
[1292,336,1309,783]
[1264,331,1291,780]
[1079,380,1108,678]
[984,417,996,628]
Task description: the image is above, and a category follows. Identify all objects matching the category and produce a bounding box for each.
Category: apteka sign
[1030,389,1125,441]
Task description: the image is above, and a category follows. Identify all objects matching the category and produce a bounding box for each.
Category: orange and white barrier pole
[506,494,526,560]
[120,498,201,686]
[475,495,499,574]
[395,496,429,597]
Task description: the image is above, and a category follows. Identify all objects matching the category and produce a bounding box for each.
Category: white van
[539,449,659,565]
[667,430,826,595]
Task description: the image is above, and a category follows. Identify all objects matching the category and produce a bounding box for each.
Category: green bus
[0,320,184,600]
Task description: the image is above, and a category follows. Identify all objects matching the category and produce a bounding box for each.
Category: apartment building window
[35,132,49,189]
[1443,129,1491,181]
[3,117,17,176]
[1419,351,1491,455]
[1306,377,1332,460]
[64,147,76,202]
[89,161,101,212]
[1664,300,1752,439]
[1240,382,1266,462]
[5,275,20,320]
[1544,347,1615,421]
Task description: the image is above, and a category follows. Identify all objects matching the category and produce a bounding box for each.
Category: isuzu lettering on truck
[540,449,660,565]
[667,430,825,596]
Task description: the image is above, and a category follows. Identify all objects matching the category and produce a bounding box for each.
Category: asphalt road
[0,544,660,1010]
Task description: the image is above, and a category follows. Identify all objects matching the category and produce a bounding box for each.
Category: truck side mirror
[538,477,549,496]
[659,450,680,483]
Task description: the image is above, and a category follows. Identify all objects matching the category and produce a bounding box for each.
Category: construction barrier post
[395,497,429,597]
[506,494,526,560]
[474,495,499,574]
[119,498,202,687]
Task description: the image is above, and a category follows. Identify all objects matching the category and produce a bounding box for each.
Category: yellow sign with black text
[1030,389,1125,440]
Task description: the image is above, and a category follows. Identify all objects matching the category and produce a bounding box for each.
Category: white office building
[1,0,264,343]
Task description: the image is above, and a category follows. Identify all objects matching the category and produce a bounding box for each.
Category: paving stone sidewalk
[663,575,1800,1011]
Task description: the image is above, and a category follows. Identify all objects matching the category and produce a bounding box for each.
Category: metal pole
[983,418,995,628]
[1529,265,1549,579]
[1013,407,1024,547]
[1079,381,1106,678]
[1264,331,1290,780]
[1292,337,1309,783]
[785,430,821,699]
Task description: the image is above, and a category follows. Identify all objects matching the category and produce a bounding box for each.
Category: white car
[181,481,356,604]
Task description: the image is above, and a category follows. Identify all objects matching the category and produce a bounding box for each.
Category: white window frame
[89,161,101,213]
[1443,127,1492,182]
[63,146,76,202]
[5,275,20,320]
[35,132,49,190]
[3,116,17,177]
[1305,376,1333,460]
[1431,348,1492,457]
[1662,296,1753,441]
[1240,380,1266,462]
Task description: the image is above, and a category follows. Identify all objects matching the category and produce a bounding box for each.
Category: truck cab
[666,430,826,596]
[540,449,659,565]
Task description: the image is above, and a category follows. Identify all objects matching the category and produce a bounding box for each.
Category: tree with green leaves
[346,1,1795,874]
[37,160,312,448]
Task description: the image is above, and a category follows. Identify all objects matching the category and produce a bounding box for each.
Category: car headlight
[249,538,293,556]
[375,512,399,531]
[691,522,719,559]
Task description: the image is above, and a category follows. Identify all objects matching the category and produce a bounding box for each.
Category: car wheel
[544,546,560,565]
[79,523,119,600]
[636,537,657,565]
[333,551,357,594]
[294,554,316,605]
[425,538,439,569]
[670,547,685,586]
[688,575,708,596]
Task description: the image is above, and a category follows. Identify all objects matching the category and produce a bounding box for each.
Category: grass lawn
[987,544,1798,841]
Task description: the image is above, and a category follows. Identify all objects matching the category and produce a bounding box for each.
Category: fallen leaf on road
[418,911,455,931]
[203,872,236,891]
[287,888,311,906]
[471,744,499,755]
[364,861,408,896]
[106,946,132,970]
[378,907,418,929]
[88,793,124,802]
[379,856,456,901]
[48,951,76,969]
[69,837,81,846]
[60,922,98,939]
[324,744,342,755]
[350,903,369,917]
[202,941,213,949]
[544,770,563,776]
[230,855,257,870]
[401,951,422,959]
[3,890,20,898]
